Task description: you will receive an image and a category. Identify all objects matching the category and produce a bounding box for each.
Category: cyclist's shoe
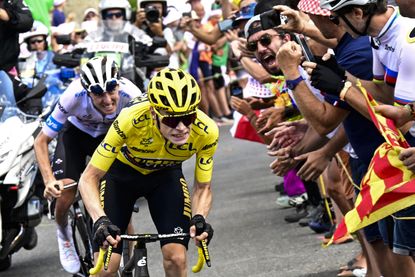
[23,227,38,250]
[288,193,308,207]
[284,203,308,223]
[57,224,80,274]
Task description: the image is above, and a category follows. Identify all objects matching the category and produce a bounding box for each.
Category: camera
[230,82,243,99]
[55,34,72,45]
[260,10,315,62]
[145,5,160,23]
[129,36,170,68]
[260,10,282,30]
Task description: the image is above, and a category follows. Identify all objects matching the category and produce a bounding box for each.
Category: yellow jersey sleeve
[193,113,219,183]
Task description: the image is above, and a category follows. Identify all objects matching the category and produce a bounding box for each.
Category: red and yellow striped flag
[330,83,415,243]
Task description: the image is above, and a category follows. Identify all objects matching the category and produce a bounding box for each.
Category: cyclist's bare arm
[78,163,107,222]
[190,180,212,241]
[34,131,63,198]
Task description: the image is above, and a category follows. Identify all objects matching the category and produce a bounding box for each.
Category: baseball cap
[244,14,262,39]
[298,0,331,16]
[233,2,256,26]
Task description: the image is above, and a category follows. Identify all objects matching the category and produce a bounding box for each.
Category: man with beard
[85,0,151,91]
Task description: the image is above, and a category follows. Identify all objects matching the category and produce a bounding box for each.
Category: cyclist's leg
[52,124,82,229]
[93,160,144,275]
[54,123,104,228]
[146,167,191,277]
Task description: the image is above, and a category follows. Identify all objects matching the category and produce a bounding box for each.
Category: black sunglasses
[329,15,340,25]
[104,11,123,20]
[154,109,197,128]
[246,34,277,52]
[29,38,44,44]
[88,79,118,95]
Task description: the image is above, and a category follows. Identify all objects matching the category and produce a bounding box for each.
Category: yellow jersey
[89,96,219,183]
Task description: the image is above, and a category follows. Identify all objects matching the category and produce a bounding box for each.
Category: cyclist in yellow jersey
[79,68,218,277]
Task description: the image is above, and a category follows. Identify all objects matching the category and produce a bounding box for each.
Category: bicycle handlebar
[89,233,210,275]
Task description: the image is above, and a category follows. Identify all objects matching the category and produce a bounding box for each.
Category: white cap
[163,8,181,25]
[54,0,65,6]
[84,8,99,18]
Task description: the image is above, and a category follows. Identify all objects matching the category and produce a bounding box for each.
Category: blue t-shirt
[323,33,411,166]
[52,9,65,27]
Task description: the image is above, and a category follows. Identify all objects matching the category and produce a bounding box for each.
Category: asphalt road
[2,125,358,277]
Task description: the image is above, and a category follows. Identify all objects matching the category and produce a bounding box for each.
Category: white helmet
[21,20,48,42]
[99,0,132,20]
[80,56,120,95]
[137,0,168,17]
[320,0,378,11]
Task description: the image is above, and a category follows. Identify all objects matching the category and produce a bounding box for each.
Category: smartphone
[293,34,316,62]
[260,10,281,30]
[218,19,234,33]
[230,83,243,99]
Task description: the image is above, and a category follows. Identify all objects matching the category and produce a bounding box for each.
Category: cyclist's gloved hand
[310,64,346,96]
[315,55,346,78]
[190,214,214,245]
[93,215,121,247]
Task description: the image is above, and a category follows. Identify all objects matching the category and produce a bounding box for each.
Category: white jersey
[372,7,415,104]
[43,77,142,138]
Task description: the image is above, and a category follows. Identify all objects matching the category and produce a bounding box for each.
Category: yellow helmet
[148,68,201,114]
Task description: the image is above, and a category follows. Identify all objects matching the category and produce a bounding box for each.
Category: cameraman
[85,0,151,90]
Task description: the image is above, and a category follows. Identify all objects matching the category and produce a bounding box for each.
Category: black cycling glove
[315,55,346,78]
[190,214,214,244]
[310,64,346,96]
[93,216,121,247]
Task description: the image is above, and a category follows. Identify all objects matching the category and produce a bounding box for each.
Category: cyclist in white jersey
[34,56,141,274]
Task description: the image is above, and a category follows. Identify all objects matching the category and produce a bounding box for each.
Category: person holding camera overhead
[135,0,167,38]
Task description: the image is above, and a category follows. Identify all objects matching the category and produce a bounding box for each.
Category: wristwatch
[339,81,352,101]
[286,76,305,90]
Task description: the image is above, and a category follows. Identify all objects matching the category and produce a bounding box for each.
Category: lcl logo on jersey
[101,142,117,153]
[194,120,209,134]
[133,114,150,124]
[198,157,213,171]
[167,142,196,151]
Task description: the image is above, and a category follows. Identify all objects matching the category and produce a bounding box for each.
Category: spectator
[52,0,65,27]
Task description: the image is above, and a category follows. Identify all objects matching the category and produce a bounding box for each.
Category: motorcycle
[0,79,49,271]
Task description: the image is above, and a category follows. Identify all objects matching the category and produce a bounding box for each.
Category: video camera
[129,36,170,68]
[260,10,315,62]
[52,48,85,68]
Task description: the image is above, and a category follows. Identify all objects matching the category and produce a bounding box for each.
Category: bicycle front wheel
[70,208,94,276]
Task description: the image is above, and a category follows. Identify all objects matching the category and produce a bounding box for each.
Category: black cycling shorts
[94,159,192,254]
[52,122,104,181]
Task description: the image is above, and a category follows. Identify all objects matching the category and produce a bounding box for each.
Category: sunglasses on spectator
[104,11,123,20]
[88,79,119,95]
[29,39,44,44]
[329,15,340,25]
[154,108,197,128]
[246,34,278,52]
